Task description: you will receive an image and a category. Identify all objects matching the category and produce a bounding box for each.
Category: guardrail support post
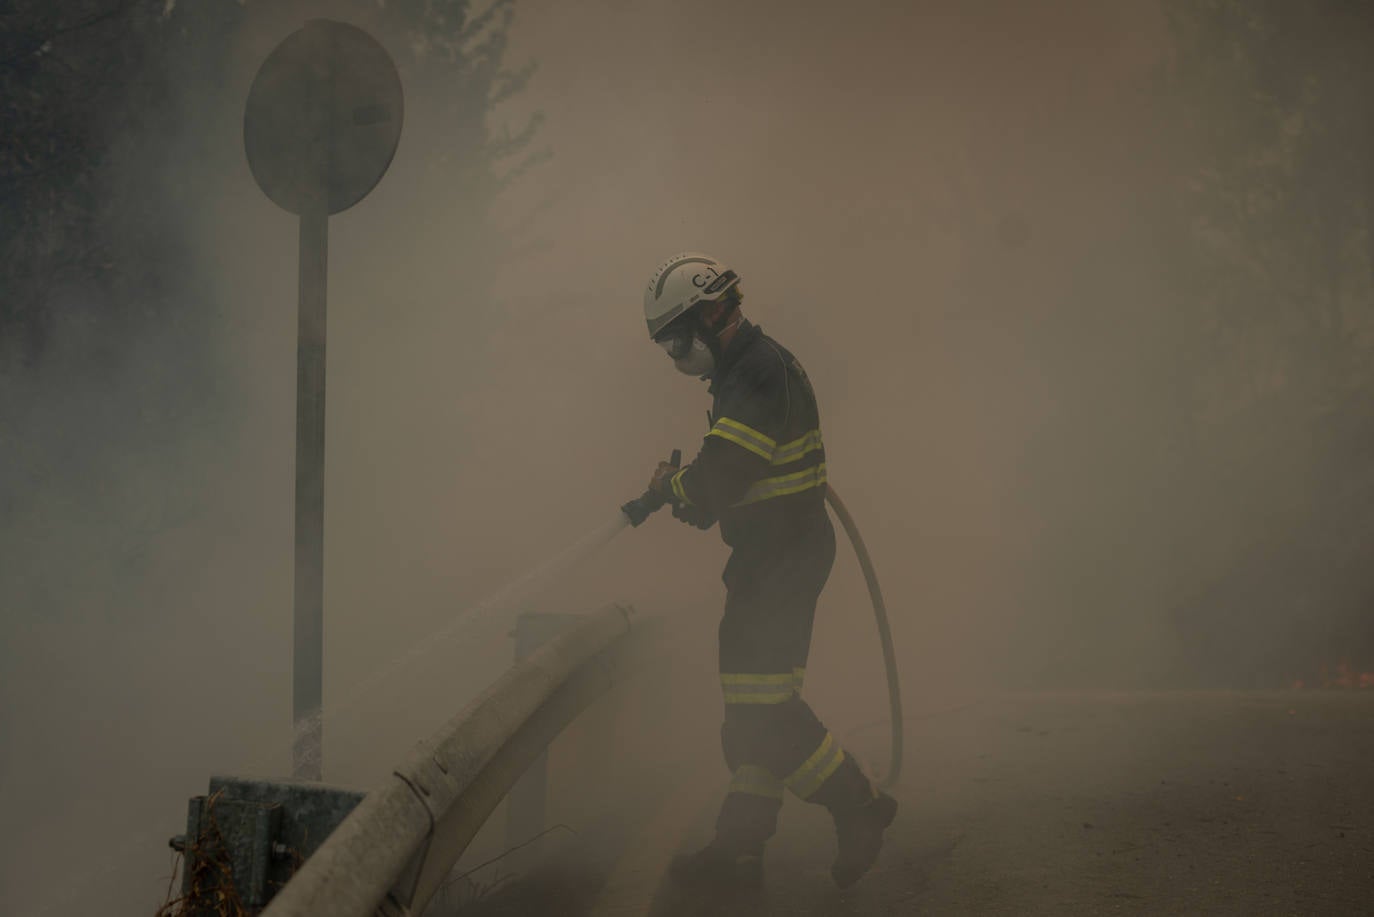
[169,776,365,914]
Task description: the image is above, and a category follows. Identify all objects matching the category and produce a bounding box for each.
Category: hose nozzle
[622,449,681,527]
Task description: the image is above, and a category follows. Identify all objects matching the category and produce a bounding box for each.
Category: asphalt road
[463,690,1374,917]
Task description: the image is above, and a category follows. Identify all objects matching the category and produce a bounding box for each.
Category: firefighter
[641,252,898,890]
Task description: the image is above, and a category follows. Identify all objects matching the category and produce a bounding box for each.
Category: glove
[672,501,716,530]
[649,461,679,495]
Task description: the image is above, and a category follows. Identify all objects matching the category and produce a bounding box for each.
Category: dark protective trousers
[713,511,876,853]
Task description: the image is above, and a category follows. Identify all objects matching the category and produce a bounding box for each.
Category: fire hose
[824,484,902,788]
[622,457,902,788]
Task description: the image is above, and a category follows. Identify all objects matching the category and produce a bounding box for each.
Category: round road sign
[244,19,403,215]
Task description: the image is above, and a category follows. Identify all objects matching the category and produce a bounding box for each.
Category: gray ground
[749,692,1374,916]
[466,691,1374,916]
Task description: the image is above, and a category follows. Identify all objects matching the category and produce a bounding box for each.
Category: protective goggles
[653,322,697,361]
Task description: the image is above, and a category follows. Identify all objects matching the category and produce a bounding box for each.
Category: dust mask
[660,333,715,379]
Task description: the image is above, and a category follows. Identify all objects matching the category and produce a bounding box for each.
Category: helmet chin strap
[700,304,741,342]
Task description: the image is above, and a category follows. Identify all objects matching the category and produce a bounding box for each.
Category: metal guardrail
[261,603,651,917]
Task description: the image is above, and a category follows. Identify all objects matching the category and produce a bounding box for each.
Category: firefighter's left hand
[672,501,716,530]
[649,461,679,495]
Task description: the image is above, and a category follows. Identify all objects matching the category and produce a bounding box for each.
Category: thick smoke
[5,1,1373,914]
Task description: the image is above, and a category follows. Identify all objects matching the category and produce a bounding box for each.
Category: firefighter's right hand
[649,461,679,495]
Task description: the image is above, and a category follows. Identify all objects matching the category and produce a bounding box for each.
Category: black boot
[830,791,898,889]
[669,842,764,892]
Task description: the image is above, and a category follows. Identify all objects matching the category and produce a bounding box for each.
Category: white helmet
[643,252,741,339]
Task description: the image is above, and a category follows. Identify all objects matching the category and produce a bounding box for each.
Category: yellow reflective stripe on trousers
[784,732,845,799]
[670,467,691,505]
[729,765,784,800]
[736,463,828,506]
[721,672,796,705]
[771,429,823,466]
[707,417,777,461]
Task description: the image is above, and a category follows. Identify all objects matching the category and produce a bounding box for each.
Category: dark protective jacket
[668,321,828,548]
[668,322,874,829]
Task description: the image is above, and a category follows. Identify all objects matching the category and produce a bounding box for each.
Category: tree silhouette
[0,0,544,365]
[1158,0,1374,678]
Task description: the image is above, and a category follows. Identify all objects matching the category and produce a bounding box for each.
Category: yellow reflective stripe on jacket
[707,416,777,461]
[721,672,797,705]
[723,687,794,704]
[721,672,795,685]
[771,429,823,466]
[793,666,806,692]
[736,463,828,507]
[670,467,691,505]
[729,765,784,800]
[784,732,846,799]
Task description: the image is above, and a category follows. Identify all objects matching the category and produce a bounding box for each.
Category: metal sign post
[292,192,328,780]
[244,19,403,780]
